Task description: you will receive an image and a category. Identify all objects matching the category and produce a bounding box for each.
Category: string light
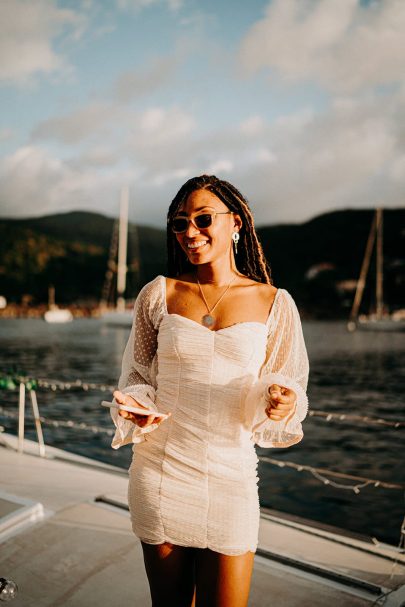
[0,402,403,492]
[258,456,405,492]
[308,410,405,429]
[1,372,404,496]
[2,373,404,429]
[0,373,115,393]
[0,405,114,436]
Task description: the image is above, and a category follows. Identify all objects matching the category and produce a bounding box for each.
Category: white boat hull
[358,318,405,331]
[348,318,405,332]
[44,309,73,323]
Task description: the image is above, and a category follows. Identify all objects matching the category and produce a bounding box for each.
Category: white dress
[110,275,309,555]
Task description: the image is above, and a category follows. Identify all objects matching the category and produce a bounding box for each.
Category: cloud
[3,90,404,226]
[112,56,179,103]
[207,159,233,174]
[0,145,133,218]
[239,116,266,136]
[131,93,404,225]
[255,148,277,165]
[0,128,14,143]
[274,108,314,133]
[31,54,183,144]
[137,106,195,142]
[116,0,183,12]
[151,167,191,187]
[0,146,68,216]
[31,102,116,144]
[0,103,196,219]
[390,155,405,183]
[239,0,405,93]
[235,94,403,223]
[0,0,85,85]
[69,146,121,169]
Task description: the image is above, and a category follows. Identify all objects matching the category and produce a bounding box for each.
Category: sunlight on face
[175,189,237,266]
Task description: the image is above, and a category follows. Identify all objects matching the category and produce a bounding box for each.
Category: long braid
[167,175,272,284]
[211,180,272,283]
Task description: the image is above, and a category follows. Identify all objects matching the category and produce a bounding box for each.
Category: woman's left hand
[265,384,296,421]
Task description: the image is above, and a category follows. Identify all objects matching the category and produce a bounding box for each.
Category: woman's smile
[186,240,209,251]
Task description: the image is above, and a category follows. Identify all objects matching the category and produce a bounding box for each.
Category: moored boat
[43,286,73,324]
[100,186,136,328]
[347,208,405,332]
[44,308,73,324]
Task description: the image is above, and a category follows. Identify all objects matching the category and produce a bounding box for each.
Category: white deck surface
[1,432,404,606]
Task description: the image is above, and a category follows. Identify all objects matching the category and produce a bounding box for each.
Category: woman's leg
[194,548,255,607]
[140,541,196,607]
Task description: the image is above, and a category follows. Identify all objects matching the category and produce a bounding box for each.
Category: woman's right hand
[113,390,170,429]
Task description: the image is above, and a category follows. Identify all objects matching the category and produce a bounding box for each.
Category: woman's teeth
[187,241,208,249]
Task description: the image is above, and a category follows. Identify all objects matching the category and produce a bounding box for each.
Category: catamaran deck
[1,432,404,606]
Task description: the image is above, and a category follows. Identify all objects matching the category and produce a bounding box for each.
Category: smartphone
[101,400,169,419]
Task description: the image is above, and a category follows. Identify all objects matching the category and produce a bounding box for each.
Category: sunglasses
[171,210,232,234]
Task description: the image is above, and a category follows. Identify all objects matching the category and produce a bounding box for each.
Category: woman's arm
[110,278,163,448]
[243,289,309,448]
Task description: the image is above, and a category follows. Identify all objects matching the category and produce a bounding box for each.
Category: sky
[0,0,404,227]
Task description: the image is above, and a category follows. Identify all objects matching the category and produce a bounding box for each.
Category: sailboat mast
[376,207,383,320]
[48,285,55,310]
[348,210,377,328]
[116,186,129,313]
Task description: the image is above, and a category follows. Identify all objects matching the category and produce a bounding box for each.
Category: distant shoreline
[0,303,135,319]
[0,305,352,321]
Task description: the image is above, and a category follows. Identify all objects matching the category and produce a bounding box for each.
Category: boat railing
[0,374,116,458]
[1,372,404,494]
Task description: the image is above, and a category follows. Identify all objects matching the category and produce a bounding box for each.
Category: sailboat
[44,286,73,324]
[347,208,405,332]
[100,186,134,328]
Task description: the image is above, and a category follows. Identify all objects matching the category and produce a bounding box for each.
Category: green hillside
[0,212,166,305]
[0,208,404,318]
[257,208,404,317]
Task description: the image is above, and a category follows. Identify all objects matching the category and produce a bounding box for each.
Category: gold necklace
[197,276,237,327]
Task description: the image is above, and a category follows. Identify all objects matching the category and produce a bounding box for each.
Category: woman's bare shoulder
[166,274,195,296]
[240,276,278,298]
[256,282,278,309]
[256,281,278,296]
[235,276,278,315]
[167,273,195,283]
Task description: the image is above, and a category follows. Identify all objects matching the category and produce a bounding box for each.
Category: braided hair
[167,175,272,284]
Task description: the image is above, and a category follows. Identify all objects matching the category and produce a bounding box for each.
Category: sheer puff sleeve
[243,289,309,448]
[110,276,163,449]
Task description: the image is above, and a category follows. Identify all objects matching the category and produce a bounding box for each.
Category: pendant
[202,314,215,327]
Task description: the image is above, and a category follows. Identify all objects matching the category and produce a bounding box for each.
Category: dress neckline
[159,275,281,334]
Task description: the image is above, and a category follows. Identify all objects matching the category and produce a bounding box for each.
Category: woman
[110,175,309,607]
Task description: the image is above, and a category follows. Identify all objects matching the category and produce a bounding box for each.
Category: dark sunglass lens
[172,218,188,232]
[195,214,213,228]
